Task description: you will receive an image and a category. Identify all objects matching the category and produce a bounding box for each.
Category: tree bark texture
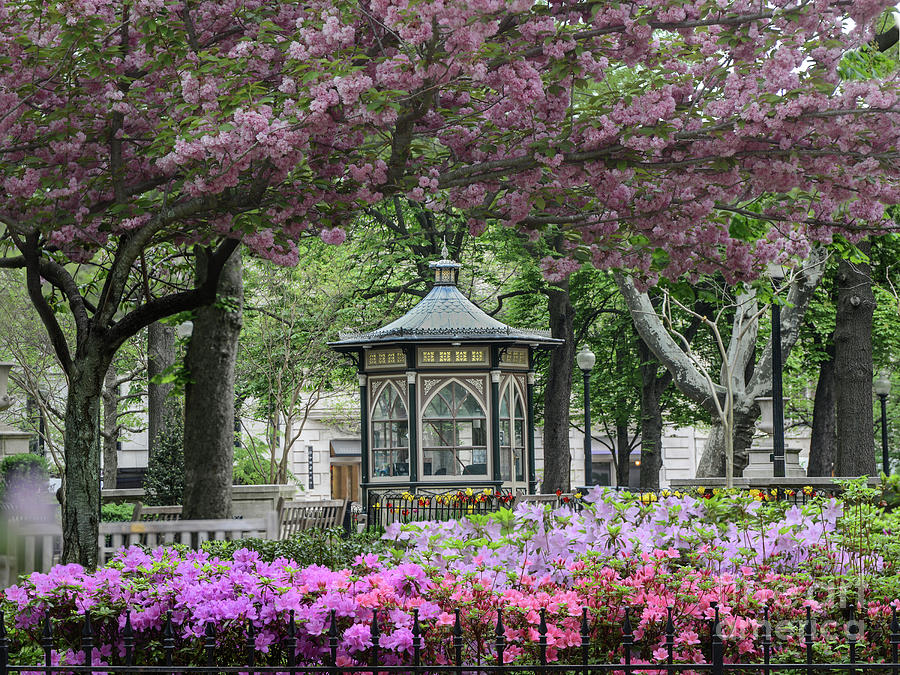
[183,247,243,519]
[696,402,758,478]
[102,364,118,490]
[148,321,177,457]
[834,242,876,476]
[615,423,631,487]
[808,347,836,477]
[61,352,109,567]
[541,281,574,493]
[638,338,665,488]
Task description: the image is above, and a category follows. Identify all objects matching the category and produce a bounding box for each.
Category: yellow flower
[465,487,474,496]
[803,486,813,495]
[770,489,778,496]
[640,493,658,504]
[483,488,492,495]
[574,492,583,499]
[712,488,720,495]
[696,486,705,494]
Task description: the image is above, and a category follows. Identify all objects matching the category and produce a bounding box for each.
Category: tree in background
[238,242,354,485]
[145,409,185,507]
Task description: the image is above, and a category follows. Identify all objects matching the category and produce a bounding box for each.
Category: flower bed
[4,546,899,671]
[2,483,898,671]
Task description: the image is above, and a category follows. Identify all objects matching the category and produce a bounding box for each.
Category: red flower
[555,489,562,497]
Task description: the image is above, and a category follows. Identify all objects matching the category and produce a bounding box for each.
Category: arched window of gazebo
[422,381,487,477]
[499,379,526,484]
[371,383,409,478]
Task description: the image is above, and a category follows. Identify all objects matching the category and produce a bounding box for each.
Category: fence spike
[710,602,723,675]
[81,611,93,666]
[246,620,256,670]
[163,611,175,667]
[538,607,548,666]
[41,616,53,669]
[580,607,590,675]
[123,612,134,668]
[665,606,675,665]
[890,606,899,675]
[494,607,506,669]
[204,622,216,668]
[413,608,422,669]
[371,609,381,669]
[328,609,338,668]
[622,606,633,671]
[805,606,814,665]
[452,608,463,667]
[286,609,297,669]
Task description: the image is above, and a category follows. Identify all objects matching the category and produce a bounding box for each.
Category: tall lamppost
[767,264,787,478]
[875,370,892,475]
[576,345,596,487]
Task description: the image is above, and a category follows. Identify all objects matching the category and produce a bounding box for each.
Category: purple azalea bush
[382,487,862,586]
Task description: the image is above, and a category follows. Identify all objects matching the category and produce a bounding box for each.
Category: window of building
[499,380,525,483]
[371,383,409,478]
[422,381,487,477]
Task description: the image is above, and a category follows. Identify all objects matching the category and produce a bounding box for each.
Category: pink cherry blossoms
[0,0,897,279]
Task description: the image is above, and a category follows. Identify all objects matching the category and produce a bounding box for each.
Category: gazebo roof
[330,249,561,349]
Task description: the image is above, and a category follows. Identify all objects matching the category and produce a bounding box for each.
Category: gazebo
[329,248,561,507]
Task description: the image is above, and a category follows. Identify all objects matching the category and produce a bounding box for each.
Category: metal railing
[2,604,899,674]
[364,484,854,530]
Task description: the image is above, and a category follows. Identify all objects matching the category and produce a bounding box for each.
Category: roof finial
[441,237,449,260]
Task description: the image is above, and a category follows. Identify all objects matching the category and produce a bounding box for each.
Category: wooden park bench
[276,498,347,539]
[130,502,182,521]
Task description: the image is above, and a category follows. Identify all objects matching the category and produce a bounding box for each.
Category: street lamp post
[767,264,787,478]
[875,370,892,475]
[576,345,596,488]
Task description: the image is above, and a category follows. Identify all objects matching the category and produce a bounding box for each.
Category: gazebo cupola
[329,247,561,506]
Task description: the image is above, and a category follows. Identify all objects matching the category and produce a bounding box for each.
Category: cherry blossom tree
[0,0,898,564]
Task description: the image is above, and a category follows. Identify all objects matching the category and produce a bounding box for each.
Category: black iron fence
[2,604,899,674]
[364,485,853,530]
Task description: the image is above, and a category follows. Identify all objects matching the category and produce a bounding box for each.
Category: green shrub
[145,410,184,506]
[198,528,387,569]
[101,502,135,522]
[0,453,49,503]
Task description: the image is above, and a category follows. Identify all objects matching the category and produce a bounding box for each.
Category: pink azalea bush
[3,539,899,670]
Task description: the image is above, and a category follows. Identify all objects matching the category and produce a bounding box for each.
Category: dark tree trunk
[733,401,759,475]
[183,247,243,519]
[148,321,177,457]
[696,403,757,478]
[61,350,110,567]
[808,346,836,477]
[834,241,876,476]
[542,281,574,493]
[102,364,118,490]
[615,423,631,487]
[637,339,664,488]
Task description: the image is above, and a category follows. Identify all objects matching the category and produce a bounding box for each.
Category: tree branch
[615,271,724,415]
[105,237,240,351]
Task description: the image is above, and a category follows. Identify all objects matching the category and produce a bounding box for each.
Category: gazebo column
[490,368,501,485]
[358,373,369,509]
[527,370,536,494]
[406,370,418,485]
